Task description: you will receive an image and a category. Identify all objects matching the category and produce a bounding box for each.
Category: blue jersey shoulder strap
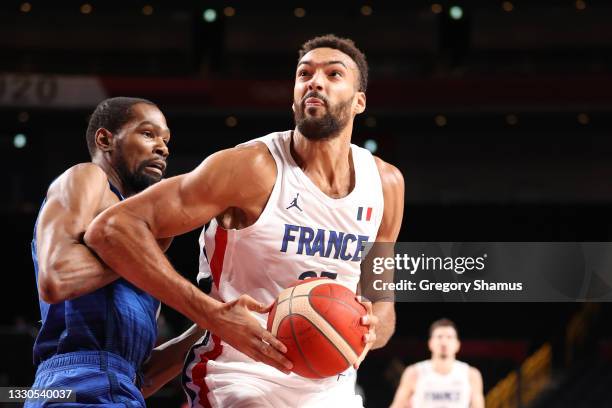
[108,181,124,201]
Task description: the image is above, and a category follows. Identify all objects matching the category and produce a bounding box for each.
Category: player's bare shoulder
[404,362,419,377]
[191,140,277,221]
[47,162,117,210]
[373,156,404,194]
[224,140,277,200]
[372,156,404,239]
[468,365,483,384]
[234,140,277,185]
[48,162,104,192]
[400,363,419,388]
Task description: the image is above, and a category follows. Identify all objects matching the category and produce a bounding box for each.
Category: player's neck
[431,357,455,374]
[291,127,354,197]
[93,159,128,198]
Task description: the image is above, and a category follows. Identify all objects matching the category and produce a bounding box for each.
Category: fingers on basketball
[260,328,288,354]
[256,340,292,374]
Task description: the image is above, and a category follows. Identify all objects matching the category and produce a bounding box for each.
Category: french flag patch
[357,207,373,221]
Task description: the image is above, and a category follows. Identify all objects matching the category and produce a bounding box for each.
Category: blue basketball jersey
[31,181,159,371]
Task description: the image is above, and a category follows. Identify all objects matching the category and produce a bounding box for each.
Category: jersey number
[298,271,338,280]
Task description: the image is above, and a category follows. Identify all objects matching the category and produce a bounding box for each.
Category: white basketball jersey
[411,360,472,408]
[198,130,384,321]
[184,130,384,407]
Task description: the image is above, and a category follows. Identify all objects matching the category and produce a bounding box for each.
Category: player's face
[428,326,460,359]
[293,47,365,140]
[112,103,170,193]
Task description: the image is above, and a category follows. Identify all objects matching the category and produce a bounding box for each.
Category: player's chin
[305,106,325,116]
[141,168,164,183]
[133,173,163,192]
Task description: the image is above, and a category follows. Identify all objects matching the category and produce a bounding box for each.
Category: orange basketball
[267,278,368,378]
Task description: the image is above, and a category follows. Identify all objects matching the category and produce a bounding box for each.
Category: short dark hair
[298,34,369,92]
[86,97,156,158]
[429,318,458,338]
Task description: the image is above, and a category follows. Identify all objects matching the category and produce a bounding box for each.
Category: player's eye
[329,71,342,77]
[142,130,153,138]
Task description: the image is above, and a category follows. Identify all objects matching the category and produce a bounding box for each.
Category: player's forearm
[39,241,118,303]
[372,301,395,349]
[84,211,219,328]
[141,324,206,398]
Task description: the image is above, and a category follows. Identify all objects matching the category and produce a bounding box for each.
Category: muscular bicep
[123,172,225,239]
[35,164,122,302]
[37,164,109,266]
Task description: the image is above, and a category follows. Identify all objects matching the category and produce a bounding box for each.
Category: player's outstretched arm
[85,145,292,373]
[389,364,417,408]
[140,324,206,398]
[469,367,485,408]
[36,163,120,303]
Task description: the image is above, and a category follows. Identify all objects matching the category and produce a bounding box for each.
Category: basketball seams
[274,279,348,307]
[292,296,358,363]
[271,289,292,335]
[275,293,365,355]
[304,295,363,358]
[268,280,364,378]
[287,286,325,378]
[307,295,366,355]
[293,313,350,377]
[302,294,365,315]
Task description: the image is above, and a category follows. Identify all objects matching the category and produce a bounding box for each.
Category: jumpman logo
[286,193,303,211]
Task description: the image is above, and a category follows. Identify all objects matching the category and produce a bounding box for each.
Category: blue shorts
[25,351,145,407]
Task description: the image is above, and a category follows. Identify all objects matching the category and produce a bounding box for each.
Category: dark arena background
[2,1,612,407]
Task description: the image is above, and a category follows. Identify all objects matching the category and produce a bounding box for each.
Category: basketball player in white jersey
[390,319,485,408]
[85,34,404,407]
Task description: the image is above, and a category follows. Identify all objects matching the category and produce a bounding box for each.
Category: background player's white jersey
[183,130,384,407]
[411,360,472,408]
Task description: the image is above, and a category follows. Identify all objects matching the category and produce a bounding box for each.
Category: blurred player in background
[390,318,484,408]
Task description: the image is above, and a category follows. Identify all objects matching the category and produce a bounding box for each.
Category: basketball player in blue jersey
[28,97,206,407]
[86,35,404,407]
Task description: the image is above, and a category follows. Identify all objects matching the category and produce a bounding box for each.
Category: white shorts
[182,332,364,408]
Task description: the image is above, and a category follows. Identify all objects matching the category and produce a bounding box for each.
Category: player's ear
[354,91,366,115]
[95,128,114,153]
[292,102,297,114]
[456,339,461,354]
